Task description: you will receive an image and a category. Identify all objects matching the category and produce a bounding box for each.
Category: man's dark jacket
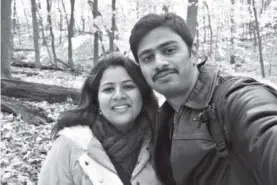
[153,63,277,185]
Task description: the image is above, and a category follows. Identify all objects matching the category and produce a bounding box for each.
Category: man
[129,13,277,185]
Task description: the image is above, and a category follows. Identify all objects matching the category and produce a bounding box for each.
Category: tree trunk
[247,0,257,47]
[252,0,265,77]
[1,79,80,104]
[61,0,69,28]
[162,5,169,13]
[58,5,63,44]
[46,0,57,66]
[12,0,16,51]
[30,0,41,68]
[36,1,47,46]
[21,0,32,38]
[203,16,206,43]
[196,23,199,52]
[203,1,212,57]
[253,26,257,47]
[136,0,139,19]
[68,0,75,68]
[88,0,106,58]
[186,0,198,39]
[93,0,99,63]
[1,0,12,78]
[260,0,264,14]
[109,0,116,52]
[230,0,236,64]
[1,96,55,125]
[37,9,53,63]
[38,14,47,45]
[16,14,22,45]
[81,16,85,33]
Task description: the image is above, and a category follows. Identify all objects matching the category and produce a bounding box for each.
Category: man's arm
[225,84,277,185]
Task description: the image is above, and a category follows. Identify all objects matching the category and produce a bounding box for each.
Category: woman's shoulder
[45,125,95,171]
[58,125,93,150]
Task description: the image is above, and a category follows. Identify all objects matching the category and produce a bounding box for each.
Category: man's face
[137,26,197,97]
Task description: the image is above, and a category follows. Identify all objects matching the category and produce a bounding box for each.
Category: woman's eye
[123,84,136,90]
[102,87,114,93]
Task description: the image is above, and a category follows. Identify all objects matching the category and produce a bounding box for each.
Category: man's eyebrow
[122,79,133,83]
[158,40,178,49]
[138,49,152,58]
[138,40,178,58]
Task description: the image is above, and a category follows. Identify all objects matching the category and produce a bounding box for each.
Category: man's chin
[154,84,179,97]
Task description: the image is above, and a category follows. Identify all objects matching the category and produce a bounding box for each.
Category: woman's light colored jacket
[38,126,160,185]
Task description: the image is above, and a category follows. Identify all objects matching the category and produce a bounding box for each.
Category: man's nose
[113,87,126,100]
[155,54,169,69]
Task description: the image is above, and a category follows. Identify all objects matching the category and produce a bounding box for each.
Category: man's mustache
[153,68,178,81]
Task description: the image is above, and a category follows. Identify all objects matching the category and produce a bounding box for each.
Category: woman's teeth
[113,105,129,111]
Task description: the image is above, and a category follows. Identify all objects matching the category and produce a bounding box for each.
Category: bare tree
[61,0,69,29]
[31,0,41,68]
[136,0,139,19]
[162,5,169,13]
[57,0,63,44]
[203,1,212,56]
[93,0,99,62]
[68,0,75,67]
[252,0,265,77]
[230,0,235,64]
[37,0,47,45]
[12,0,16,50]
[1,0,12,78]
[81,15,85,33]
[21,0,32,37]
[88,0,106,57]
[46,0,57,66]
[109,0,116,52]
[203,15,206,43]
[247,0,257,47]
[187,0,199,39]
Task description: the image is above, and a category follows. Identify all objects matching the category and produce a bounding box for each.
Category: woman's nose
[113,87,126,100]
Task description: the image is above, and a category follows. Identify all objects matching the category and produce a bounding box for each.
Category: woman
[38,53,160,185]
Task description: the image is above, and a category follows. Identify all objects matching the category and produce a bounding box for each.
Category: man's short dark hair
[129,13,194,62]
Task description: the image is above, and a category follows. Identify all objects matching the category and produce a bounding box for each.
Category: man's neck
[166,68,199,112]
[167,93,190,112]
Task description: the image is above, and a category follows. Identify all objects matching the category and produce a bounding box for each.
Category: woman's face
[98,66,143,131]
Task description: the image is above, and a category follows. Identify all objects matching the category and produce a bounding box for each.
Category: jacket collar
[160,63,219,111]
[185,63,219,110]
[58,125,151,177]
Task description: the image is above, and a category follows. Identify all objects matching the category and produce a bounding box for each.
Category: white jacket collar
[58,125,151,177]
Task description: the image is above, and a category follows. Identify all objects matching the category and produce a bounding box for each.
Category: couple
[38,13,277,185]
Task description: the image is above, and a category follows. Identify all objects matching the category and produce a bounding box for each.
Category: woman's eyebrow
[100,82,113,87]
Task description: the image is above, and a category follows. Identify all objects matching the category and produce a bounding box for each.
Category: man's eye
[164,47,177,55]
[141,55,154,63]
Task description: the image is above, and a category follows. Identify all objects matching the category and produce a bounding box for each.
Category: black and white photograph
[1,0,277,184]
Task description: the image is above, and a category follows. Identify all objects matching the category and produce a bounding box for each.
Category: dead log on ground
[11,60,63,71]
[14,48,34,52]
[1,96,55,125]
[11,70,39,76]
[1,78,80,104]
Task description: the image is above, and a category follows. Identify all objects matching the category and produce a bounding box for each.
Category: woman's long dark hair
[51,53,158,139]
